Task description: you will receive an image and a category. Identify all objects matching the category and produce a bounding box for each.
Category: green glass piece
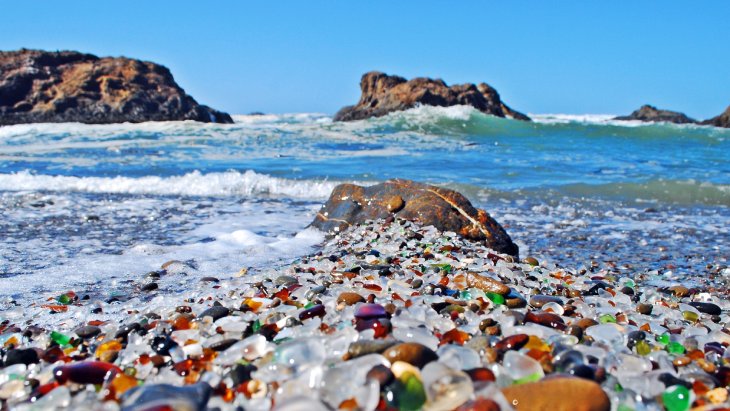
[252,320,261,333]
[657,333,670,345]
[56,294,71,305]
[662,384,690,411]
[617,404,634,411]
[599,314,617,323]
[635,340,651,356]
[615,382,623,392]
[625,279,635,288]
[514,371,543,385]
[486,292,505,305]
[50,331,71,346]
[667,341,686,355]
[396,372,427,411]
[460,290,472,300]
[681,310,698,322]
[304,301,315,309]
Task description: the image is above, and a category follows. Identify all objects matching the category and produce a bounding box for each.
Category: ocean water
[1,106,729,302]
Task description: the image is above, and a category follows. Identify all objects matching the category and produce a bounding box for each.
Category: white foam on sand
[0,199,325,300]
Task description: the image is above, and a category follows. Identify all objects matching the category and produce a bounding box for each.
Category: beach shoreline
[1,215,729,410]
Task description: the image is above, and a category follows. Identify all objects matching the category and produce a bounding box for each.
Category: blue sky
[2,1,729,118]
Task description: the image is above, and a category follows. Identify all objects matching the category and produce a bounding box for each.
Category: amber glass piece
[440,328,470,346]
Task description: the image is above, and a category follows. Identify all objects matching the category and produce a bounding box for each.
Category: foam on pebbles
[1,218,729,410]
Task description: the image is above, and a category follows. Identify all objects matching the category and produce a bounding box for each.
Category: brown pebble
[161,260,184,270]
[573,318,599,330]
[523,257,539,266]
[346,340,397,360]
[506,294,527,309]
[209,338,239,352]
[74,325,101,339]
[529,295,563,308]
[636,303,653,315]
[382,342,438,368]
[383,303,397,316]
[669,285,690,297]
[366,364,394,386]
[494,334,529,352]
[337,292,365,306]
[466,273,509,295]
[385,195,405,213]
[501,378,610,411]
[200,276,220,283]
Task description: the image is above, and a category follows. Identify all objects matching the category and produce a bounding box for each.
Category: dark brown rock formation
[614,105,696,124]
[701,106,730,128]
[0,49,232,125]
[310,179,518,257]
[333,71,530,122]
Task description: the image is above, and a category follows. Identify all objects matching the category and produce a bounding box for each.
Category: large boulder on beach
[0,49,233,125]
[701,105,730,128]
[614,104,696,124]
[333,71,530,122]
[310,179,519,257]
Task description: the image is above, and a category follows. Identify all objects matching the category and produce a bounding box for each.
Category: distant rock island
[334,71,530,122]
[701,106,730,128]
[614,104,696,124]
[0,49,232,126]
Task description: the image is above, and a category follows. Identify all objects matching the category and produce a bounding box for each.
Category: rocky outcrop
[333,71,530,122]
[614,105,696,124]
[701,106,730,128]
[0,49,232,125]
[310,179,518,257]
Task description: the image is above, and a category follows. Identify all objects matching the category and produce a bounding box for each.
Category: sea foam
[0,170,340,199]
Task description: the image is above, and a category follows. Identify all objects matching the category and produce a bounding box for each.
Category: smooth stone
[275,275,299,286]
[121,382,212,411]
[465,273,510,295]
[198,306,230,321]
[141,282,158,292]
[636,303,653,315]
[573,318,599,330]
[199,276,220,283]
[386,195,405,213]
[383,342,438,368]
[229,363,257,386]
[4,348,40,366]
[115,323,142,340]
[505,295,528,309]
[347,340,397,359]
[524,311,566,331]
[74,325,102,339]
[669,285,690,298]
[367,364,395,386]
[501,378,610,411]
[529,295,563,308]
[523,257,539,266]
[208,338,239,352]
[689,301,721,315]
